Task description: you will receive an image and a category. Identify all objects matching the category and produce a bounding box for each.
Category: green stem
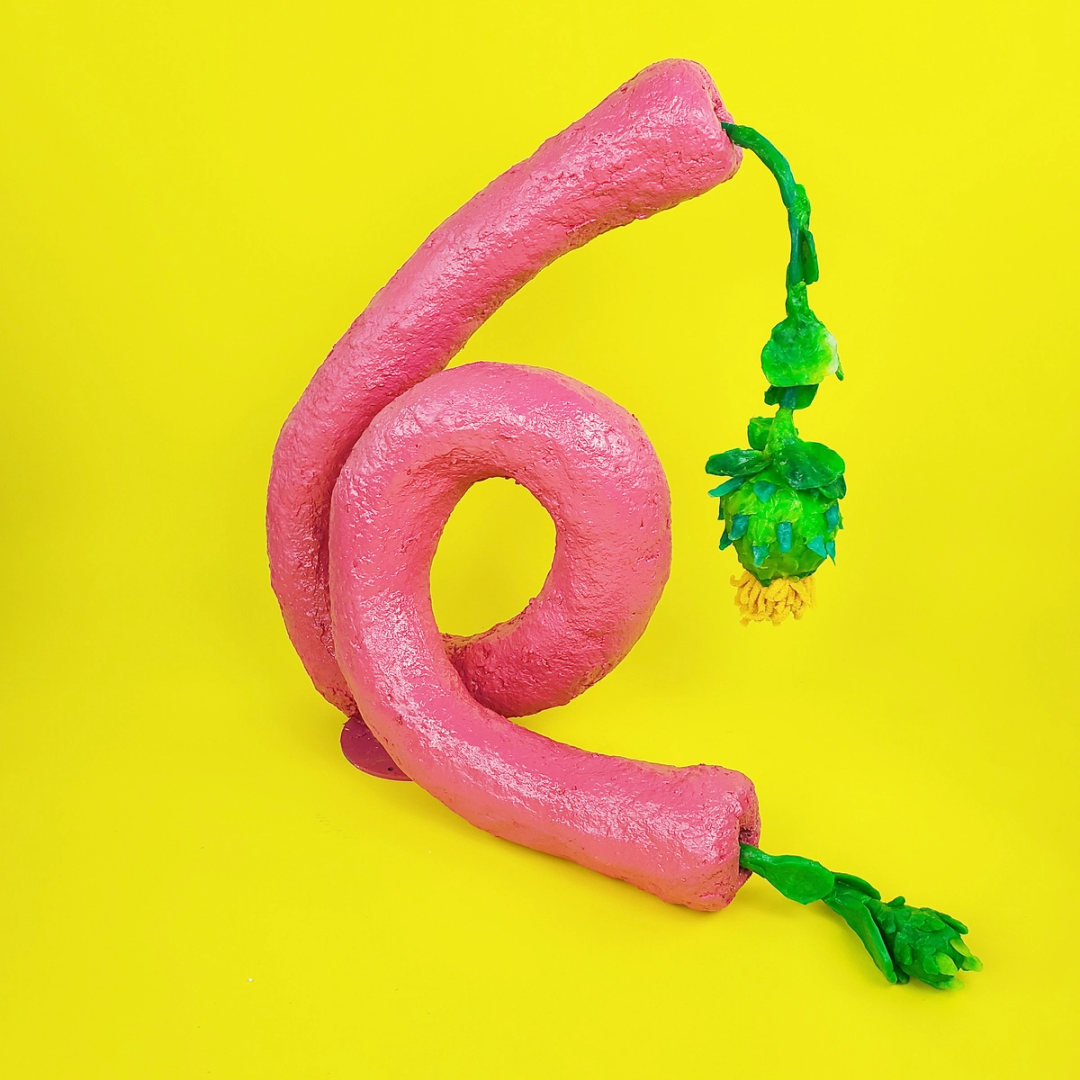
[721,124,800,210]
[739,843,982,989]
[722,123,819,292]
[763,406,796,456]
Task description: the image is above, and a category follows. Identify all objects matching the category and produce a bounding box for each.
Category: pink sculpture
[268,59,759,910]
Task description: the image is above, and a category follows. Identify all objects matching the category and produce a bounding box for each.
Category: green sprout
[739,845,983,989]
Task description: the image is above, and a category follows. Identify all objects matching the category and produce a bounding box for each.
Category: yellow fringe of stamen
[730,571,816,627]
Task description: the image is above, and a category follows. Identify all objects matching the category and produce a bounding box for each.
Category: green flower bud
[719,471,839,584]
[760,285,843,388]
[708,407,845,589]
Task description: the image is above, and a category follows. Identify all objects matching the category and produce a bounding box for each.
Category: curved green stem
[739,844,982,989]
[722,123,819,291]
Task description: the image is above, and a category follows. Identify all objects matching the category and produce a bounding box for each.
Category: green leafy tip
[774,438,845,491]
[740,844,982,990]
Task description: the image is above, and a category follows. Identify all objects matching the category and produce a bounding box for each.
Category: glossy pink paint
[268,59,760,909]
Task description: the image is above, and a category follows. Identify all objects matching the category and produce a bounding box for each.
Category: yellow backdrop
[2,2,1077,1076]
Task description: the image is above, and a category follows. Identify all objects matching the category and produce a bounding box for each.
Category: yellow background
[2,1,1077,1076]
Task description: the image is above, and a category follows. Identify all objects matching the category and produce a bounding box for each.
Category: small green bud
[761,303,842,387]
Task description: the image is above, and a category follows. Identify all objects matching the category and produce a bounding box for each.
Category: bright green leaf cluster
[706,408,845,584]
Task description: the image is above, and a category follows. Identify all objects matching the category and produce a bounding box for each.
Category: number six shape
[268,59,756,910]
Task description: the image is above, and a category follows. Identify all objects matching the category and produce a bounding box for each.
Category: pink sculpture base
[340,715,409,780]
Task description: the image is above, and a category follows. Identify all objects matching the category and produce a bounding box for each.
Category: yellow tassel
[730,571,816,626]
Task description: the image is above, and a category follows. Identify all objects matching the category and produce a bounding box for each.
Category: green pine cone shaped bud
[718,472,841,584]
[708,407,845,587]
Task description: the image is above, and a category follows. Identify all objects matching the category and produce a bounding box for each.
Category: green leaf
[798,225,819,285]
[704,448,766,478]
[818,473,848,501]
[824,887,898,984]
[738,846,835,905]
[832,872,881,900]
[708,476,746,498]
[747,416,773,451]
[776,440,845,490]
[927,908,970,937]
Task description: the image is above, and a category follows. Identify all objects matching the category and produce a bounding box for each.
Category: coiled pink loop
[268,59,760,908]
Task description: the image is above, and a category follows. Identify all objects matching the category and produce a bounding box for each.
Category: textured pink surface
[267,59,760,908]
[331,363,757,909]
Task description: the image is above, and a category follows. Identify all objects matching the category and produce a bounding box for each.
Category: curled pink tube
[331,362,758,909]
[268,59,760,908]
